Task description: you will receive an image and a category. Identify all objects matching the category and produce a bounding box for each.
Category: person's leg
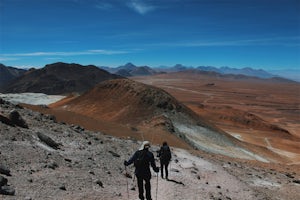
[145,178,152,200]
[160,163,164,178]
[165,162,169,180]
[137,176,144,200]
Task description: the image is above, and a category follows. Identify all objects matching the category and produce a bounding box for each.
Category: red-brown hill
[49,78,286,162]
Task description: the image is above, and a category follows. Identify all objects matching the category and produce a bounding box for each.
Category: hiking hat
[139,141,150,150]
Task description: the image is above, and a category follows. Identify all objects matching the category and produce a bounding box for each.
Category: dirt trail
[119,148,262,200]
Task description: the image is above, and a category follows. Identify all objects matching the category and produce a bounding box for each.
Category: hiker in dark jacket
[124,141,159,200]
[157,141,172,180]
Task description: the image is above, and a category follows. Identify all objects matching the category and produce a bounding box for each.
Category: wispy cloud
[195,37,300,47]
[0,57,19,62]
[127,0,155,15]
[0,49,129,58]
[95,2,114,10]
[87,49,129,55]
[148,36,300,47]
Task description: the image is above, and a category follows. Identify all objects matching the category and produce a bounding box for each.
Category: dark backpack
[134,150,148,168]
[160,146,171,161]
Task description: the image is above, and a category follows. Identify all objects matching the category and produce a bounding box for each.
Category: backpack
[134,150,148,168]
[160,146,171,161]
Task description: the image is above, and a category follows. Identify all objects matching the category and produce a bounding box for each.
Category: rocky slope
[0,98,299,199]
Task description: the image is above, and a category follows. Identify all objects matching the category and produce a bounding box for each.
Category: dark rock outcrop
[9,110,28,128]
[37,132,60,150]
[0,114,14,126]
[0,165,11,176]
[0,176,8,186]
[0,171,15,196]
[0,185,15,196]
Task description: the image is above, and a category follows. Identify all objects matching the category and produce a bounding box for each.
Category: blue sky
[0,0,299,70]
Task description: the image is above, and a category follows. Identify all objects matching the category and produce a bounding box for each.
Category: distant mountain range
[155,65,274,78]
[197,66,274,79]
[269,69,300,82]
[100,62,160,77]
[0,62,298,95]
[102,63,299,81]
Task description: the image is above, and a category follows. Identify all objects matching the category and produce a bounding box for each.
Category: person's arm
[157,147,162,158]
[150,153,159,172]
[168,147,172,160]
[124,151,138,166]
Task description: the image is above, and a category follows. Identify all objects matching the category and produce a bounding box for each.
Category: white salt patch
[0,93,65,105]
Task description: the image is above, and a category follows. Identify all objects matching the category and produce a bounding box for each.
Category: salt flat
[0,93,65,105]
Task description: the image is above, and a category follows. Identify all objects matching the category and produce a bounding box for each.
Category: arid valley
[133,71,300,164]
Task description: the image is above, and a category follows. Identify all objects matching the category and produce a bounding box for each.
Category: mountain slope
[3,62,121,95]
[1,98,299,199]
[101,63,159,77]
[0,64,26,90]
[116,65,157,76]
[52,78,278,161]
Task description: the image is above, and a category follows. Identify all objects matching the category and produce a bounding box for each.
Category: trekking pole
[133,173,136,188]
[130,173,136,190]
[156,172,159,200]
[125,165,129,199]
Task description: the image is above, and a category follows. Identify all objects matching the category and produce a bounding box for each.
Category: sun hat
[139,141,151,150]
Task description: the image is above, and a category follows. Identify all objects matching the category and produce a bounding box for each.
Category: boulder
[0,114,14,127]
[0,175,8,186]
[0,165,11,176]
[9,110,28,128]
[0,185,15,195]
[37,132,60,150]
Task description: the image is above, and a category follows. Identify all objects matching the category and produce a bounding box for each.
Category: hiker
[157,141,172,180]
[124,141,159,200]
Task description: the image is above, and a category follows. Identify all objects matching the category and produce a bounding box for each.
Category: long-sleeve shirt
[126,149,158,179]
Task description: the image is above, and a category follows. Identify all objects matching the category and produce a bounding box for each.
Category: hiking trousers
[161,161,169,179]
[137,176,152,200]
